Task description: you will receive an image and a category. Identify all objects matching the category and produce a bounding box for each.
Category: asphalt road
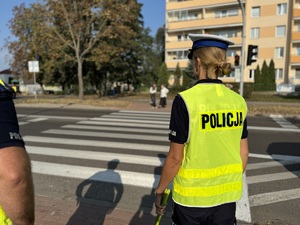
[15,106,300,225]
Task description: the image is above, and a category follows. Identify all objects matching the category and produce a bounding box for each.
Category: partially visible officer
[0,79,35,225]
[155,34,249,225]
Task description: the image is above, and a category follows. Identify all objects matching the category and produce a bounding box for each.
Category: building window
[169,50,189,60]
[277,3,287,15]
[251,7,260,17]
[276,25,286,37]
[296,69,300,79]
[249,69,255,80]
[275,47,284,58]
[250,28,260,39]
[214,30,238,38]
[297,46,300,55]
[177,35,183,42]
[215,9,238,18]
[169,10,198,22]
[275,68,283,79]
[227,50,237,57]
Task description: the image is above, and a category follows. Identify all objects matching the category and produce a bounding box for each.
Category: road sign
[28,61,39,73]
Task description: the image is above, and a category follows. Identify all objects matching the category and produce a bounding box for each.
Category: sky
[0,0,166,71]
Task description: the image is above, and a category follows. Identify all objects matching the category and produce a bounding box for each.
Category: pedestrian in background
[155,34,249,225]
[149,84,157,108]
[0,79,35,225]
[158,84,169,108]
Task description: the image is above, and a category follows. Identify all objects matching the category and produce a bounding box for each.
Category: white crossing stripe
[246,160,299,170]
[27,118,48,122]
[270,114,298,129]
[23,136,168,152]
[248,126,300,132]
[19,122,29,126]
[247,171,300,184]
[90,117,169,125]
[101,114,168,121]
[31,161,160,188]
[17,114,90,120]
[62,124,168,134]
[108,112,170,118]
[78,120,168,129]
[120,110,170,115]
[26,146,164,166]
[42,129,168,142]
[250,188,300,207]
[249,153,300,162]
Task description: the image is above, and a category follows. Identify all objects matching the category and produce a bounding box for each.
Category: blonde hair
[193,47,231,79]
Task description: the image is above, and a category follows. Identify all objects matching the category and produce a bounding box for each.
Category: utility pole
[238,0,246,97]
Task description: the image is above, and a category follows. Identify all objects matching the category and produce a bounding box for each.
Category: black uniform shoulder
[0,80,14,100]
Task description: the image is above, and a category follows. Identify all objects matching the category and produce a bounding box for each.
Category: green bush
[225,82,254,98]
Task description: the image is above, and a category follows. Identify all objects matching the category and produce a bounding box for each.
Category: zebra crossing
[19,110,300,222]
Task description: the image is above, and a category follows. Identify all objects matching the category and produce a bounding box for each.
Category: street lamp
[238,0,246,97]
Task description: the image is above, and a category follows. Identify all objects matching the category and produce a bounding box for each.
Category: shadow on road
[129,153,172,225]
[66,159,123,225]
[267,142,300,176]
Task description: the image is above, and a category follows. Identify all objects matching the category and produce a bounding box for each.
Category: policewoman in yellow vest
[155,34,249,225]
[0,79,35,225]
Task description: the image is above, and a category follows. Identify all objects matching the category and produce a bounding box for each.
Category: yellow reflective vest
[0,206,12,225]
[173,82,247,207]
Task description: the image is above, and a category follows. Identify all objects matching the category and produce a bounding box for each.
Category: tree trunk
[77,59,84,100]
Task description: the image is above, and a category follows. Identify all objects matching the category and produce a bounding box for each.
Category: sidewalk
[35,195,163,225]
[125,99,172,112]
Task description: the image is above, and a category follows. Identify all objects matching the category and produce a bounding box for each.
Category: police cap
[187,33,234,59]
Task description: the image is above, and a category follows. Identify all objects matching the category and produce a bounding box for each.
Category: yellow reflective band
[174,181,242,197]
[199,110,244,132]
[178,164,242,179]
[0,79,4,86]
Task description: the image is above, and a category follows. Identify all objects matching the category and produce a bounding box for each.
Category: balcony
[167,16,242,31]
[166,40,190,50]
[292,31,300,41]
[290,55,300,64]
[294,9,300,18]
[166,0,237,11]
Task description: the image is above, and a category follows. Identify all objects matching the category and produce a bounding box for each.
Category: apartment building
[165,0,300,87]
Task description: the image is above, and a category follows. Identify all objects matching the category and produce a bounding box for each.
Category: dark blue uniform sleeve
[169,94,189,144]
[0,91,25,149]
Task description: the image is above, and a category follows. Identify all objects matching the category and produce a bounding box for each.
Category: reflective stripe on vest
[172,83,247,207]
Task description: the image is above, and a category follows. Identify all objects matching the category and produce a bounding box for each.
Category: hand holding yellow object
[155,189,171,225]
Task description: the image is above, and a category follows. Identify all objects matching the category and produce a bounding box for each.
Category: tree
[44,0,106,100]
[157,62,169,88]
[268,59,276,91]
[181,70,194,91]
[7,0,155,97]
[7,3,49,86]
[173,62,181,89]
[254,65,261,91]
[153,26,165,63]
[140,26,165,88]
[261,60,269,91]
[89,0,146,94]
